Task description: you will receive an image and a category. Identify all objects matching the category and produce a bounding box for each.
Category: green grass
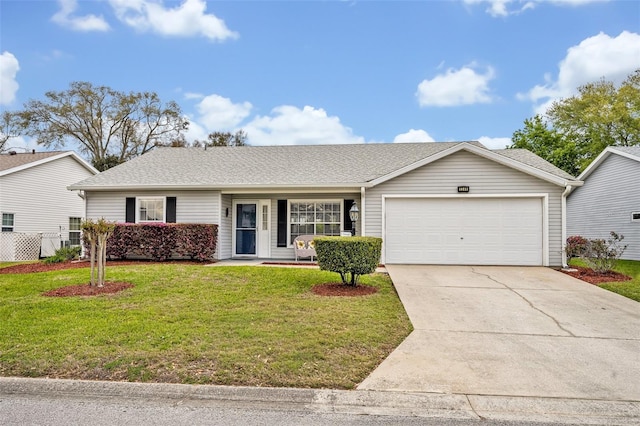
[569,258,640,302]
[0,264,412,389]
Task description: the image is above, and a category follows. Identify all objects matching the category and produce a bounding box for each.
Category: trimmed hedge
[314,236,382,286]
[95,223,218,262]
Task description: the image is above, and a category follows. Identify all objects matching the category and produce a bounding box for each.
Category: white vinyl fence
[0,232,43,261]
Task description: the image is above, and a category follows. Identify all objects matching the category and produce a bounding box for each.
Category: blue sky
[1,0,639,152]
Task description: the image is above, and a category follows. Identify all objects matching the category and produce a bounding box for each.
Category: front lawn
[569,259,640,302]
[0,264,412,389]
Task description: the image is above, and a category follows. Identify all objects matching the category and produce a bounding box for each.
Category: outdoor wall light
[349,201,359,236]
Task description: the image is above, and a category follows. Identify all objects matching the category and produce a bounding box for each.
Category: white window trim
[632,211,640,223]
[136,197,166,223]
[68,217,82,246]
[287,199,343,248]
[2,212,15,232]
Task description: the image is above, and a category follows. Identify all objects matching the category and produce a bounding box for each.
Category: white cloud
[0,52,20,105]
[464,0,606,17]
[477,136,512,149]
[109,0,238,41]
[519,31,640,114]
[393,129,436,143]
[416,64,496,107]
[194,94,252,131]
[183,118,208,143]
[2,136,39,153]
[244,105,366,146]
[51,0,110,32]
[184,92,204,100]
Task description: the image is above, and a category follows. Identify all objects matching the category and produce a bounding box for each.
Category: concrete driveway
[358,265,640,401]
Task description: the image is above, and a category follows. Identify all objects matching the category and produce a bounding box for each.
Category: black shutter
[126,198,135,223]
[344,199,354,231]
[277,200,287,247]
[166,197,177,223]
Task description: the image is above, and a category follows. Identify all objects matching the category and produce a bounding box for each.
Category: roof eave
[69,182,367,192]
[578,146,640,181]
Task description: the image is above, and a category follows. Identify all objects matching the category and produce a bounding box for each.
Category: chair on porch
[293,235,316,261]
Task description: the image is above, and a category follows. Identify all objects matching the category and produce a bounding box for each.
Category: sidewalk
[1,377,638,424]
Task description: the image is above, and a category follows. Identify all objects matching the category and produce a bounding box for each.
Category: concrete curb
[1,377,639,424]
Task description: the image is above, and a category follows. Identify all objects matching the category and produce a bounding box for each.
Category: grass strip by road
[0,264,412,389]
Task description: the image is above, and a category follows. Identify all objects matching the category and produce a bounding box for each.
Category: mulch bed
[560,266,632,285]
[43,282,134,297]
[311,282,378,297]
[0,259,205,275]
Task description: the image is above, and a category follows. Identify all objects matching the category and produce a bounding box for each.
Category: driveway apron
[358,265,640,401]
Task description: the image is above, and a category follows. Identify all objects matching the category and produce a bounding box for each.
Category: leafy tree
[0,111,20,152]
[193,130,247,147]
[16,81,189,169]
[159,134,190,147]
[92,154,124,172]
[510,115,581,176]
[512,70,639,175]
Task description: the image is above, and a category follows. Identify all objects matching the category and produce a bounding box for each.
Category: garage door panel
[385,198,543,266]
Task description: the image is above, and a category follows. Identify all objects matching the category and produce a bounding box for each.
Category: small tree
[82,218,115,287]
[314,237,382,286]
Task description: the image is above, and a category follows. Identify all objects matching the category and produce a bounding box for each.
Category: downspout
[561,185,572,268]
[81,191,88,259]
[217,192,222,260]
[360,187,366,236]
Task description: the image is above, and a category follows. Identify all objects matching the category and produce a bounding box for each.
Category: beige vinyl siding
[568,154,640,260]
[365,150,564,266]
[86,190,220,225]
[0,155,94,256]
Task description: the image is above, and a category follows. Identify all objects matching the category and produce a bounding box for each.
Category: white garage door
[385,197,543,265]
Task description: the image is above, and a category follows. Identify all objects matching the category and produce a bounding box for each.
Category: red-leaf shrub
[565,235,588,260]
[98,223,218,261]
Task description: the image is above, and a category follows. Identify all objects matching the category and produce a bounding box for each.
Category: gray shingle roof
[492,148,576,180]
[70,142,578,190]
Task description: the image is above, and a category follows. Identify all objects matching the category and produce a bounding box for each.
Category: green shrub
[314,236,382,286]
[582,232,627,273]
[566,232,627,273]
[43,246,81,264]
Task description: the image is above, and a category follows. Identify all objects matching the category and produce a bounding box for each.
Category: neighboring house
[567,146,640,261]
[0,150,98,259]
[69,142,581,267]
